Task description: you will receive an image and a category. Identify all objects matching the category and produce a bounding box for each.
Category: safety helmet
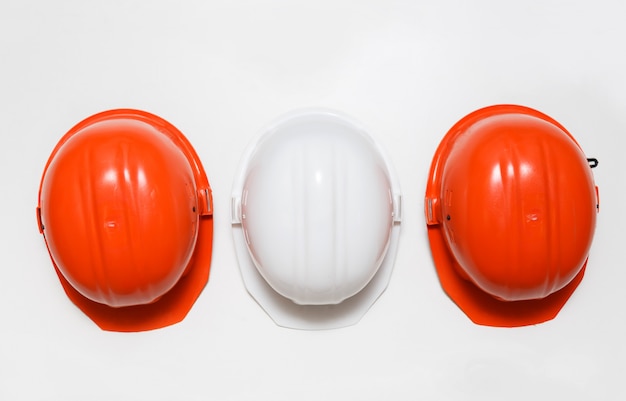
[232,109,401,329]
[425,104,599,327]
[37,109,213,332]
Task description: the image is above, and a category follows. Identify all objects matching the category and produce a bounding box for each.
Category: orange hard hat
[425,105,599,327]
[37,109,213,331]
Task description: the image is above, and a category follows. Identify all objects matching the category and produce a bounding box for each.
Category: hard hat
[37,109,213,332]
[232,109,402,329]
[425,104,599,327]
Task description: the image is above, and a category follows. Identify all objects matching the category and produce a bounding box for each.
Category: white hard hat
[231,109,401,329]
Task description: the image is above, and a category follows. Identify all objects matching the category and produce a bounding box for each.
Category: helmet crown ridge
[241,121,394,305]
[41,120,198,306]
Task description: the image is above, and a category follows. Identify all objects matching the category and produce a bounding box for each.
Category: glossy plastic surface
[232,109,401,329]
[37,109,213,332]
[425,105,599,327]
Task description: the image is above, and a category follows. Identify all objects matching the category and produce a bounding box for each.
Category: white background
[1,1,625,400]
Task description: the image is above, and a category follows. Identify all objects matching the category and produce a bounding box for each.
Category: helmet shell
[232,109,402,329]
[425,105,599,326]
[37,109,213,331]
